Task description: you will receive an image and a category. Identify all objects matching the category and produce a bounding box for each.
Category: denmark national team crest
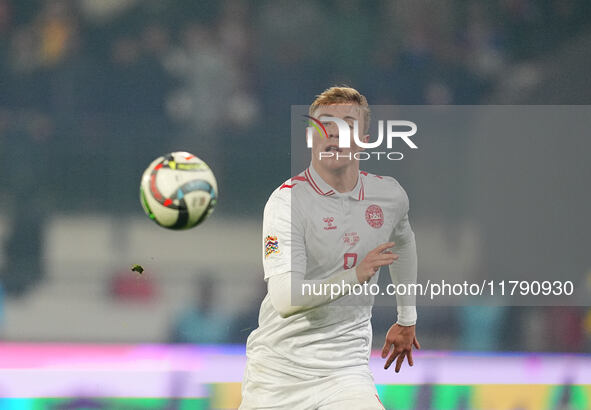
[365,205,384,228]
[264,235,279,258]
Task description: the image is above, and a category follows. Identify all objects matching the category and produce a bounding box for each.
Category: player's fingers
[372,257,398,269]
[373,242,395,255]
[374,259,396,268]
[395,352,406,373]
[374,253,398,262]
[381,340,391,358]
[377,252,398,260]
[407,349,414,367]
[384,350,399,369]
[413,337,421,350]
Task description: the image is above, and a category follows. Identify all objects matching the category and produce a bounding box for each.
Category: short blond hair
[309,86,370,133]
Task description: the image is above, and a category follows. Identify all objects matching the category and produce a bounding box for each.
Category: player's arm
[262,188,395,318]
[389,213,418,326]
[382,213,421,372]
[268,242,397,318]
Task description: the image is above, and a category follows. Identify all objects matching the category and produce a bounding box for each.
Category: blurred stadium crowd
[0,0,590,352]
[1,0,590,211]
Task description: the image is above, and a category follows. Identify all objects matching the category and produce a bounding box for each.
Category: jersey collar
[306,165,365,201]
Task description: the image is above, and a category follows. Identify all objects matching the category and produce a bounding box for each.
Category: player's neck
[311,163,359,193]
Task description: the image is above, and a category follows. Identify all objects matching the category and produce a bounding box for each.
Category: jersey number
[343,253,358,270]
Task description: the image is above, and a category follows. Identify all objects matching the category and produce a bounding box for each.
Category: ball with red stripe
[139,151,218,230]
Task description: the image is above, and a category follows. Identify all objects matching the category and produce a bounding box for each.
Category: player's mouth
[325,145,342,153]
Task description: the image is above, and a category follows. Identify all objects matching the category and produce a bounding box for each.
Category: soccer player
[240,87,419,409]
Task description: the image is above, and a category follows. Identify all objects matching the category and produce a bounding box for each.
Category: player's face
[309,104,369,172]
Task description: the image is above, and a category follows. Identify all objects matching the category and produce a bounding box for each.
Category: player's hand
[382,324,420,372]
[355,242,398,283]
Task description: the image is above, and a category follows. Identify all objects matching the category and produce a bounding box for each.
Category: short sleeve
[262,189,306,280]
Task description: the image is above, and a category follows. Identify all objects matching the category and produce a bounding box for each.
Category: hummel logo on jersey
[323,217,337,230]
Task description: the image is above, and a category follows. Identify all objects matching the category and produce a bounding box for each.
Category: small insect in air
[131,264,144,274]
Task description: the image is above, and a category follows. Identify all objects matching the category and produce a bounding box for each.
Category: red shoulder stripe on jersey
[360,170,382,179]
[279,174,307,190]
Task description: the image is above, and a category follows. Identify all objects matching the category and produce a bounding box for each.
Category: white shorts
[239,359,385,410]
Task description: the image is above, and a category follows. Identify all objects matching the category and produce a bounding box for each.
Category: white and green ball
[140,151,218,230]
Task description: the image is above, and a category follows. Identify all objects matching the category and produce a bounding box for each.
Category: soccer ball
[140,151,218,230]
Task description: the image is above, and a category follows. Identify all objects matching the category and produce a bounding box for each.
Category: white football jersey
[246,165,413,376]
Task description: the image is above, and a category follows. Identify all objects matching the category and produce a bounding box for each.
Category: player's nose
[327,126,339,139]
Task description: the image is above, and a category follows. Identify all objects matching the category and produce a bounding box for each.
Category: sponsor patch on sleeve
[264,235,279,258]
